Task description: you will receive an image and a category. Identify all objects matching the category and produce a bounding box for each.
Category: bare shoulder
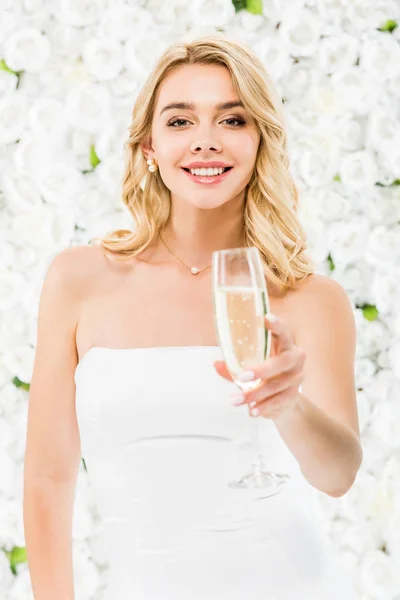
[294,272,352,306]
[288,273,355,343]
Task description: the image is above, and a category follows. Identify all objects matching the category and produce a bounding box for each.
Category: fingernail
[237,370,255,382]
[267,313,277,323]
[251,407,260,416]
[230,393,245,406]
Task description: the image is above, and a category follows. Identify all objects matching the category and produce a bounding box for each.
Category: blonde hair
[91,34,315,292]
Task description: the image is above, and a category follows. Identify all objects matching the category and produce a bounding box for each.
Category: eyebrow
[159,100,245,116]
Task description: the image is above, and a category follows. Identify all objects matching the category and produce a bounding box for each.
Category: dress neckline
[75,345,221,379]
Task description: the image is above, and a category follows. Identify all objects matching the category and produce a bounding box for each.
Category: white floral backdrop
[1,0,400,598]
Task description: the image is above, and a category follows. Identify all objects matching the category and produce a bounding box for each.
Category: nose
[190,137,222,153]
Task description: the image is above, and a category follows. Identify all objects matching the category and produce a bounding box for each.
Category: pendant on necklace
[191,267,200,275]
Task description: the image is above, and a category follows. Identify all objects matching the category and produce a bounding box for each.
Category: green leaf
[4,546,27,575]
[361,304,379,322]
[82,457,87,472]
[0,59,21,76]
[326,254,335,272]
[333,173,341,182]
[12,376,30,391]
[89,144,101,169]
[375,178,400,187]
[246,0,263,14]
[377,19,398,33]
[232,0,246,12]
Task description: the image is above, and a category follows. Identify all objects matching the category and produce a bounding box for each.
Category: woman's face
[146,63,260,210]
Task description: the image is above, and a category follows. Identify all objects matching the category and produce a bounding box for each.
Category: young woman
[24,35,362,599]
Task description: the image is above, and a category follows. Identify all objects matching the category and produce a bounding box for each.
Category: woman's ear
[140,138,154,161]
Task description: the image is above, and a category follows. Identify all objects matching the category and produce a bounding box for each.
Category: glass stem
[249,414,265,473]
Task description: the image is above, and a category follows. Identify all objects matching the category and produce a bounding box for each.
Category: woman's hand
[213,314,306,421]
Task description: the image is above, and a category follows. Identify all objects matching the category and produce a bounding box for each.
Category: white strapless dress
[74,346,357,600]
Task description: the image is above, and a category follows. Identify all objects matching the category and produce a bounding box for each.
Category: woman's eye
[167,118,190,127]
[223,117,245,127]
[167,117,246,128]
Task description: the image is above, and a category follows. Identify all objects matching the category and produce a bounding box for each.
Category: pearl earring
[147,158,158,172]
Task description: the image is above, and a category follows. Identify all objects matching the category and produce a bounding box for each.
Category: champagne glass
[212,247,290,497]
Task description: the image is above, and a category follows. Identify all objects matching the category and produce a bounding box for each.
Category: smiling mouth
[181,167,233,174]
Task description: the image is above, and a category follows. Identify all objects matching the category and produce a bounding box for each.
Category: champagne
[213,285,270,390]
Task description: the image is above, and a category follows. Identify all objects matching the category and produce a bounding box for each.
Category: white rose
[253,35,292,80]
[371,272,400,315]
[13,132,65,176]
[0,9,16,46]
[0,549,13,590]
[33,161,84,206]
[388,343,400,378]
[48,24,86,59]
[358,549,400,599]
[2,171,42,212]
[0,69,18,96]
[312,188,352,222]
[331,67,381,115]
[363,369,400,410]
[338,150,378,192]
[58,0,106,27]
[360,433,393,477]
[367,107,400,154]
[365,186,400,227]
[296,136,341,187]
[98,5,154,41]
[8,204,75,250]
[339,470,376,522]
[65,83,111,133]
[278,8,321,57]
[6,568,36,600]
[4,27,50,73]
[235,8,265,32]
[94,155,124,197]
[106,68,140,99]
[334,521,380,559]
[124,33,166,75]
[355,390,371,433]
[280,65,315,100]
[360,34,400,81]
[386,505,400,562]
[146,0,190,26]
[185,0,235,27]
[317,33,360,73]
[354,311,389,357]
[365,225,400,271]
[346,0,400,31]
[28,98,67,134]
[95,120,127,161]
[331,261,372,305]
[0,90,28,144]
[82,37,123,81]
[295,206,328,263]
[354,357,377,389]
[73,541,101,600]
[327,217,370,265]
[334,116,364,152]
[370,399,400,449]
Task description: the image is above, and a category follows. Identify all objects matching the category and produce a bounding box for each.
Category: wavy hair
[91,34,315,292]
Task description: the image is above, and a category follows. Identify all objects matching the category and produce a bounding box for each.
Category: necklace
[159,234,212,275]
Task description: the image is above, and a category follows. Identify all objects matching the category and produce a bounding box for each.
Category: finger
[213,360,234,382]
[265,313,296,353]
[238,349,303,384]
[245,367,303,406]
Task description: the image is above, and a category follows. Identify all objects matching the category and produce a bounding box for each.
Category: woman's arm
[274,274,362,496]
[23,248,84,599]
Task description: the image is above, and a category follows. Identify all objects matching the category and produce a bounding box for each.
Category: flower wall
[1,0,400,598]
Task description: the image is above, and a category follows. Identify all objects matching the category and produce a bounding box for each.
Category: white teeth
[189,167,225,176]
